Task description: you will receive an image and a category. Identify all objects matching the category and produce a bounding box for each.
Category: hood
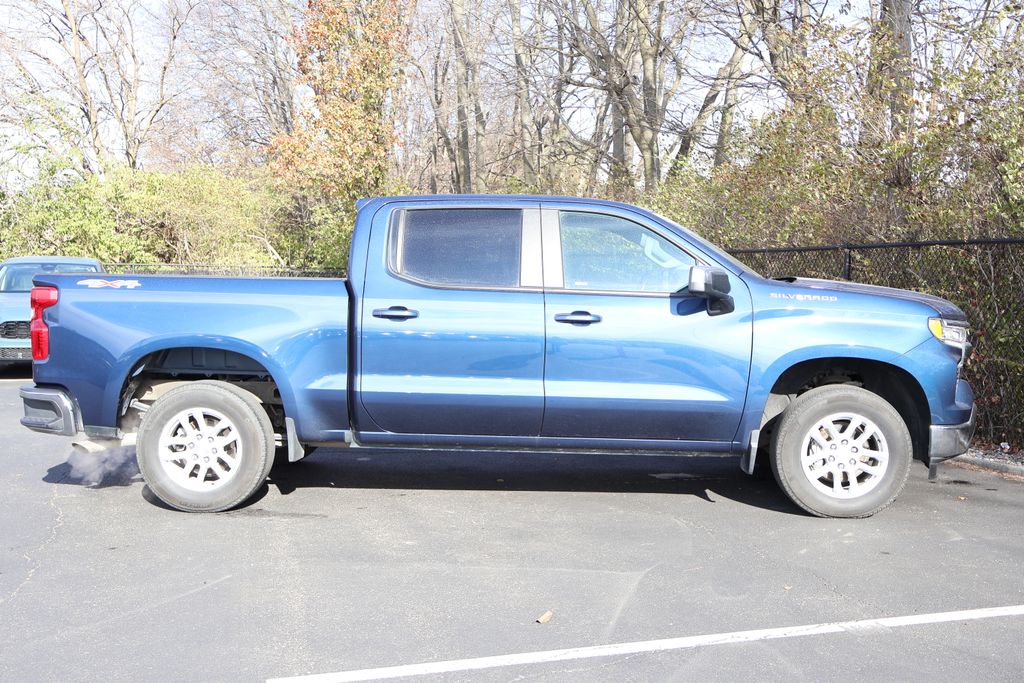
[0,292,31,324]
[791,278,966,320]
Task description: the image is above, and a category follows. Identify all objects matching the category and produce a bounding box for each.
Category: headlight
[928,318,970,347]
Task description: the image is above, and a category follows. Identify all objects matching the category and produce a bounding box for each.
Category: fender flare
[105,334,298,433]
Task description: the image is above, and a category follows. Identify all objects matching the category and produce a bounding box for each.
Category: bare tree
[181,0,301,159]
[869,0,914,171]
[508,0,537,187]
[669,3,755,175]
[0,0,198,172]
[561,0,700,192]
[745,0,815,99]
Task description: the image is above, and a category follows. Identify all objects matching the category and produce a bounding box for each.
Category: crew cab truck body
[20,196,976,517]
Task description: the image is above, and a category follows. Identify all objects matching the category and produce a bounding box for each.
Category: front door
[358,205,546,436]
[541,208,752,443]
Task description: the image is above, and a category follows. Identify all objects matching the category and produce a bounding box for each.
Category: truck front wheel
[137,381,275,512]
[770,385,912,518]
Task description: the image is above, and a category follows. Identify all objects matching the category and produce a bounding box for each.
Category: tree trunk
[508,1,536,188]
[609,98,631,196]
[869,0,915,228]
[451,0,475,192]
[714,84,736,168]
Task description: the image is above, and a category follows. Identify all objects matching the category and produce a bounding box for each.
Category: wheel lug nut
[850,459,856,465]
[842,440,848,445]
[212,448,217,454]
[830,444,837,450]
[838,463,845,469]
[851,447,858,453]
[204,456,210,463]
[208,437,214,443]
[188,443,194,449]
[828,456,835,462]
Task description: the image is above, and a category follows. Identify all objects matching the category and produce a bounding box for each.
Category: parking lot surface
[1,366,1022,682]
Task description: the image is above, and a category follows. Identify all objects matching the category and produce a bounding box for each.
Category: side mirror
[685,265,735,316]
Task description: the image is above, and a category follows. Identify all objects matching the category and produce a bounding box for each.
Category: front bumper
[0,347,31,362]
[928,405,976,463]
[20,385,81,436]
[1,322,31,363]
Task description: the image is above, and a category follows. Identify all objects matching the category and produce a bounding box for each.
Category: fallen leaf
[536,610,553,624]
[958,496,967,501]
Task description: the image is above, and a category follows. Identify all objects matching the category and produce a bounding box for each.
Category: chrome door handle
[554,311,602,325]
[372,306,419,320]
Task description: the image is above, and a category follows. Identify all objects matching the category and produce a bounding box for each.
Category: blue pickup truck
[19,196,975,517]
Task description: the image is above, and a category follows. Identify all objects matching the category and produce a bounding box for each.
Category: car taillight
[30,286,59,361]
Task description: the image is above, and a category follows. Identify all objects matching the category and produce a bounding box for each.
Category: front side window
[559,212,695,293]
[392,209,522,288]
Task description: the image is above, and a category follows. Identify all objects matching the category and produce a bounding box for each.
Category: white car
[0,256,104,368]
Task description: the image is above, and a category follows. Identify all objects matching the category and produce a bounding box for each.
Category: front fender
[738,344,906,443]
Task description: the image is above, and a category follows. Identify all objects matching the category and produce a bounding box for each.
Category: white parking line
[268,604,1024,683]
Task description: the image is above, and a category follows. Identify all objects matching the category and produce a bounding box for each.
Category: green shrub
[0,162,356,268]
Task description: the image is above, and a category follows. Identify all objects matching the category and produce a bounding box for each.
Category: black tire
[770,385,912,518]
[193,380,277,481]
[137,381,275,512]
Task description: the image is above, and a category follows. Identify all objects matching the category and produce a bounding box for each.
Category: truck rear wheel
[137,381,275,512]
[770,385,912,518]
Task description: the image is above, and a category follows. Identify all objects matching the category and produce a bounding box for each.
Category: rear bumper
[20,385,81,436]
[928,405,976,463]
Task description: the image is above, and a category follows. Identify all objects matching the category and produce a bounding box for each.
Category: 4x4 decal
[76,279,142,289]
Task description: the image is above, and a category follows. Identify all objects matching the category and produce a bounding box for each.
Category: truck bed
[31,274,350,443]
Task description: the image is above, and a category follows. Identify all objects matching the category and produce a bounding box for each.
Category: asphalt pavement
[1,365,1022,682]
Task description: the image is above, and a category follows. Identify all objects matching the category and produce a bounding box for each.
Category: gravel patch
[948,444,1024,478]
[965,444,1024,468]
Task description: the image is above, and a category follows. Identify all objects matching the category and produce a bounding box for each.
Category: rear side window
[392,209,522,288]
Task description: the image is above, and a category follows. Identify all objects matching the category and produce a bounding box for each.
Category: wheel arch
[754,357,931,464]
[110,339,296,439]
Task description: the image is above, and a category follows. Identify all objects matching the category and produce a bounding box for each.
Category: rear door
[358,204,546,436]
[540,206,753,443]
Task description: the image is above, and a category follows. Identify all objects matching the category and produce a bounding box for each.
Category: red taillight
[30,286,59,361]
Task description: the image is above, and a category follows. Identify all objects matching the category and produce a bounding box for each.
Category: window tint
[559,212,695,292]
[393,209,522,288]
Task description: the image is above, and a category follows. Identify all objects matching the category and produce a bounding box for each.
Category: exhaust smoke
[67,442,140,486]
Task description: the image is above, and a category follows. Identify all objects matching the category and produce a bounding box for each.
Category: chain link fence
[106,263,346,278]
[731,239,1024,445]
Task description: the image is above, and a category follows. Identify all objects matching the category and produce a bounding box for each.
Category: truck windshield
[0,263,100,292]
